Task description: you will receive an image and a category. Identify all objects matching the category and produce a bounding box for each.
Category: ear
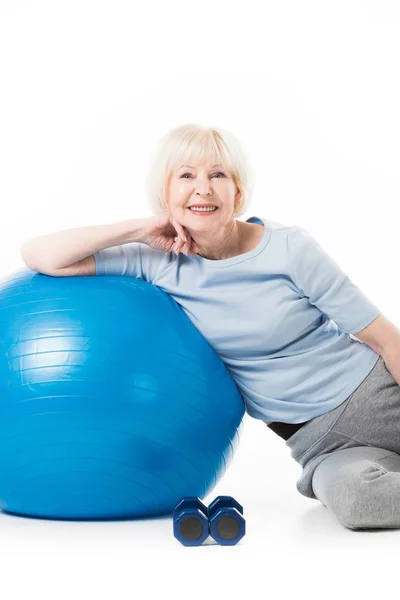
[234,191,242,213]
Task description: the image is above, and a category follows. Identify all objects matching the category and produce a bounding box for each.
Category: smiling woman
[143,123,256,260]
[145,123,254,219]
[22,119,398,531]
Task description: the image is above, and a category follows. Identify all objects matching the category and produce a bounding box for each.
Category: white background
[1,1,400,598]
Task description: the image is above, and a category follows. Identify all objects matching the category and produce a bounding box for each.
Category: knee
[316,462,388,530]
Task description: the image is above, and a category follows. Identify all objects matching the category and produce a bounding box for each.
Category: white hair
[145,123,254,217]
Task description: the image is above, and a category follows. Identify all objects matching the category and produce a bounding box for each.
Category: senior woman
[21,123,400,530]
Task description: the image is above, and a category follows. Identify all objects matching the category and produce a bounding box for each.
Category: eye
[179,172,226,179]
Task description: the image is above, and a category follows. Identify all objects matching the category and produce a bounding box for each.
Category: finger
[173,240,184,254]
[175,238,186,253]
[172,222,192,254]
[173,235,185,251]
[176,239,191,255]
[182,234,192,254]
[179,230,191,252]
[172,219,187,242]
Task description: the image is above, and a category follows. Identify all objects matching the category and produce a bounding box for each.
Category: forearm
[20,218,147,272]
[382,340,400,387]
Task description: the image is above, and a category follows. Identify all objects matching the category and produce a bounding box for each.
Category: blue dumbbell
[173,497,209,546]
[208,496,245,546]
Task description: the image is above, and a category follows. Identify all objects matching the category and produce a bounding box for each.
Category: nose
[195,177,212,196]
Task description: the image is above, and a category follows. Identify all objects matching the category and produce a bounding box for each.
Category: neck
[193,219,242,260]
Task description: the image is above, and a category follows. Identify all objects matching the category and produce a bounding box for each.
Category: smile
[188,207,218,214]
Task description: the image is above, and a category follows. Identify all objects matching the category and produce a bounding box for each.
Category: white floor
[0,413,398,600]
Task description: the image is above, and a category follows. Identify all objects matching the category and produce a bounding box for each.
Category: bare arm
[20,218,148,273]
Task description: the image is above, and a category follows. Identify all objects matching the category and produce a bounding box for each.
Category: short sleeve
[93,242,176,284]
[287,226,381,334]
[93,243,143,278]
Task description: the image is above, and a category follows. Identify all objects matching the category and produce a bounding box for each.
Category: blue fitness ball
[0,269,245,520]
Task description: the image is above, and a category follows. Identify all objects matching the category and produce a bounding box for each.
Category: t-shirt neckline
[193,216,270,268]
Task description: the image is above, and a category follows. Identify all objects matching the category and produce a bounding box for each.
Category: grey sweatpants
[286,355,400,530]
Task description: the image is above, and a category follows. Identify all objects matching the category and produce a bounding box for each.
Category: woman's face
[166,160,240,231]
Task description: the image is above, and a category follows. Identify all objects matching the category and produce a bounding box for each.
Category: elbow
[20,242,40,272]
[353,314,400,358]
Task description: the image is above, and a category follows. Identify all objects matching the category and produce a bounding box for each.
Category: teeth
[189,207,217,212]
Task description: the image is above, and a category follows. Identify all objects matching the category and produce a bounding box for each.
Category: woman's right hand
[141,214,199,256]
